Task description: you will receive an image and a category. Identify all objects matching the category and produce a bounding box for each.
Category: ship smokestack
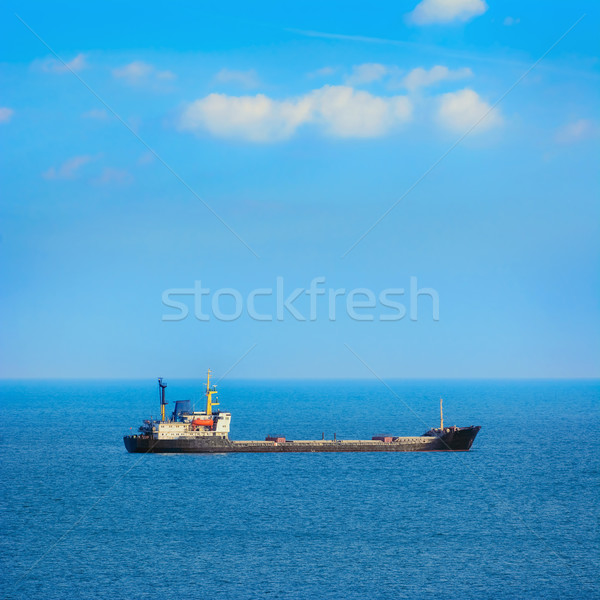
[158,378,168,422]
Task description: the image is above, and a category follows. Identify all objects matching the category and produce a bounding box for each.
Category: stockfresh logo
[162,276,439,322]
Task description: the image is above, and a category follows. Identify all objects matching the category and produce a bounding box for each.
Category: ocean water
[1,379,598,600]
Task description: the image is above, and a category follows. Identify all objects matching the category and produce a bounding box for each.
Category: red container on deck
[266,436,286,443]
[372,436,393,443]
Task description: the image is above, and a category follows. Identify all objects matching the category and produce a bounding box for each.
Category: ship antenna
[440,398,444,430]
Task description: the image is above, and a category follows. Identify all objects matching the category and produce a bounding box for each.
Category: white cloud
[82,108,109,120]
[0,107,14,123]
[402,65,472,90]
[407,0,488,24]
[93,167,133,186]
[179,85,412,142]
[345,63,389,86]
[40,53,87,74]
[214,68,260,89]
[555,119,599,144]
[437,88,501,133]
[179,93,312,142]
[42,155,93,180]
[112,61,176,86]
[503,16,520,26]
[310,86,412,137]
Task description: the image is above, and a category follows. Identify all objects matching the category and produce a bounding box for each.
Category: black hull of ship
[124,426,481,454]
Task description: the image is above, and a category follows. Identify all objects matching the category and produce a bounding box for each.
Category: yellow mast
[205,369,219,415]
[440,398,444,430]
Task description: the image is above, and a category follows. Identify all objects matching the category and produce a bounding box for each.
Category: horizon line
[0,376,598,382]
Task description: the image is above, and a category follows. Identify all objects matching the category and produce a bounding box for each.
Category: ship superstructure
[137,370,231,441]
[124,371,481,453]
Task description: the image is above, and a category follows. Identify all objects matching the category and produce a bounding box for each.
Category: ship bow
[442,426,481,451]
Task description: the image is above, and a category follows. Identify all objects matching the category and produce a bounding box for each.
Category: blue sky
[0,0,598,378]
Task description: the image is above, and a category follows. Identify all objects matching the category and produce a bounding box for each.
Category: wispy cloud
[402,65,473,90]
[112,61,176,87]
[179,86,413,142]
[407,0,488,25]
[344,63,390,86]
[287,28,422,48]
[137,151,155,165]
[214,68,260,89]
[44,158,134,185]
[0,107,14,123]
[308,66,337,79]
[82,108,109,120]
[503,16,521,26]
[286,28,533,70]
[93,167,133,186]
[42,155,94,180]
[437,88,501,133]
[39,52,87,74]
[555,119,599,144]
[341,63,472,91]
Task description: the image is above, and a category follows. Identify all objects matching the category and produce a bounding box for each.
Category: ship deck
[232,437,426,446]
[226,437,436,451]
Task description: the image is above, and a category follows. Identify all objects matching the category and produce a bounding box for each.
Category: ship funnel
[158,378,168,422]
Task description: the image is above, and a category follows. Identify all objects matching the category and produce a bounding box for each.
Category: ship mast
[158,378,168,422]
[440,398,444,430]
[205,369,219,415]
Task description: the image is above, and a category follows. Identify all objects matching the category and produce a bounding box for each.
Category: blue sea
[1,379,598,599]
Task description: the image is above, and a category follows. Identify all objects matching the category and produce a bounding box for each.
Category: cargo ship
[123,371,481,454]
